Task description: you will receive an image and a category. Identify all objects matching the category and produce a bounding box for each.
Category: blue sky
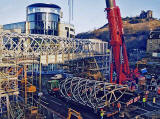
[0,0,160,34]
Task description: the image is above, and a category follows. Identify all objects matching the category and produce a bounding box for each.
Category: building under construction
[1,0,160,119]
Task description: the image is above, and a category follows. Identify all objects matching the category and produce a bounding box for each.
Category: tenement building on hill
[147,31,160,52]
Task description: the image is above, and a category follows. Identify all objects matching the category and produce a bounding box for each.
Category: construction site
[1,0,160,119]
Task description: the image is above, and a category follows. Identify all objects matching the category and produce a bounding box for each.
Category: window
[65,27,69,31]
[35,21,45,29]
[30,22,35,29]
[28,14,35,21]
[27,12,59,35]
[48,13,59,22]
[54,31,58,36]
[67,31,69,37]
[47,22,52,29]
[54,22,58,30]
[35,13,46,21]
[70,34,74,38]
[70,28,74,32]
[30,29,34,34]
[51,22,57,29]
[51,22,55,29]
[37,14,41,21]
[28,8,33,14]
[48,29,54,35]
[35,8,40,12]
[41,13,46,21]
[3,22,25,31]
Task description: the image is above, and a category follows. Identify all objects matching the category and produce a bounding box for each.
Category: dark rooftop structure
[27,3,61,9]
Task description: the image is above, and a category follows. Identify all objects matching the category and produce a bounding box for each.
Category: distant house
[147,31,160,52]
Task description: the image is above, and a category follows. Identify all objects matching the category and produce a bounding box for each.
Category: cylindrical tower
[27,3,61,35]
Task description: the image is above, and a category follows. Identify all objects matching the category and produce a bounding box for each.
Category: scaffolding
[65,54,110,81]
[64,43,110,81]
[0,61,19,119]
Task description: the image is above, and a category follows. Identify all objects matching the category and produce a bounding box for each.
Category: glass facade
[27,3,61,35]
[3,22,26,33]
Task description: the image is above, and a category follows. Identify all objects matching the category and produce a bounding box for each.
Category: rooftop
[27,3,61,9]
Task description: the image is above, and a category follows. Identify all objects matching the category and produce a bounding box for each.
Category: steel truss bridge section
[59,77,128,109]
[0,33,108,62]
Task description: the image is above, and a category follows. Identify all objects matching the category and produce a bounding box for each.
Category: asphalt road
[38,91,160,119]
[40,91,99,119]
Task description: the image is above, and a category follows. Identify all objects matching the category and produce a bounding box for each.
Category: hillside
[76,18,160,51]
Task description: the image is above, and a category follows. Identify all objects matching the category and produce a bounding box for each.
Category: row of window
[29,21,58,30]
[3,22,26,31]
[65,27,75,32]
[30,29,58,35]
[27,13,59,22]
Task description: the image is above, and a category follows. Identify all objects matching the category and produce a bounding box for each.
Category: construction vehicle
[47,79,60,95]
[67,108,83,119]
[46,74,62,95]
[46,73,71,96]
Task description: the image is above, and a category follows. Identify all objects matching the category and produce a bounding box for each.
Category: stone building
[140,10,153,19]
[147,31,160,52]
[58,22,75,38]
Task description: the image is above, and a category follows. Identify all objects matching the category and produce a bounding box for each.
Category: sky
[0,0,160,34]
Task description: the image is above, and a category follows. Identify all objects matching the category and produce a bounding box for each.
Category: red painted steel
[105,0,134,84]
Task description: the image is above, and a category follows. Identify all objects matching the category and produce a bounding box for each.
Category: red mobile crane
[105,0,139,84]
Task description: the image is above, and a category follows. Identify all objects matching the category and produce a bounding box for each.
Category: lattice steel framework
[60,77,128,109]
[0,32,107,59]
